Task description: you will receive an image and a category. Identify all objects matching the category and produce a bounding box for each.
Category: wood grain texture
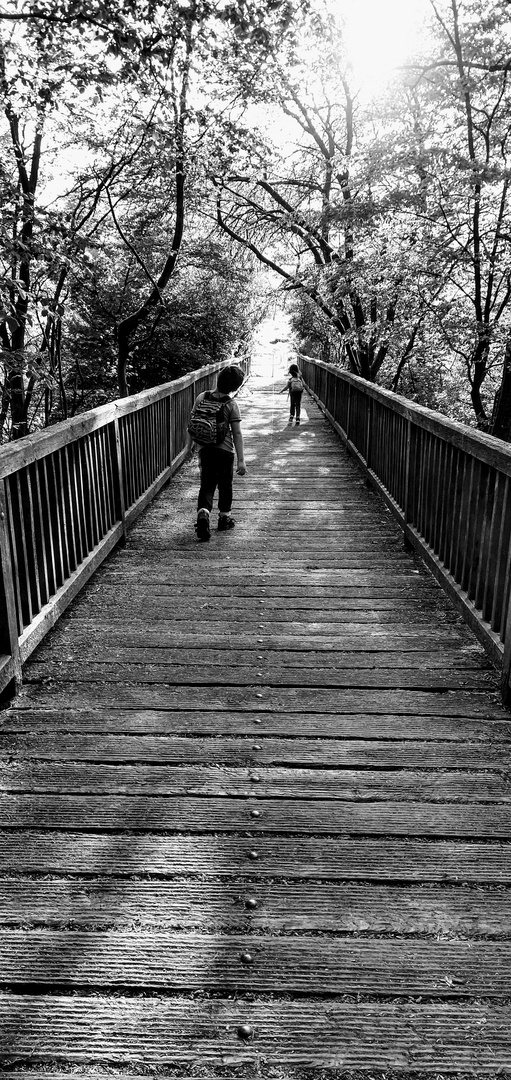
[2,732,510,767]
[0,995,511,1069]
[2,930,511,994]
[3,793,511,835]
[0,879,509,934]
[1,761,510,800]
[0,832,509,881]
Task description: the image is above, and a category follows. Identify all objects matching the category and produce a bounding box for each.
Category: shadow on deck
[0,367,511,1075]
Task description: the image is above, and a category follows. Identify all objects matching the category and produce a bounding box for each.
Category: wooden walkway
[1,348,511,1076]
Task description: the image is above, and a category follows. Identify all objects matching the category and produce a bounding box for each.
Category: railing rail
[0,357,249,695]
[300,354,511,703]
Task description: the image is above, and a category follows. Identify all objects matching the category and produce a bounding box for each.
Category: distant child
[279,363,304,424]
[184,364,246,542]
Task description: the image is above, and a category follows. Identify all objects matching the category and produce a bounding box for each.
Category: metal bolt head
[237,1024,253,1041]
[240,951,253,965]
[245,896,258,909]
[248,849,259,859]
[250,809,261,818]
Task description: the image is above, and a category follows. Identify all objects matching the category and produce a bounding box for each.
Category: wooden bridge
[1,337,511,1075]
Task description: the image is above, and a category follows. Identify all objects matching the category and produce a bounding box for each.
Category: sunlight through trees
[1,0,510,439]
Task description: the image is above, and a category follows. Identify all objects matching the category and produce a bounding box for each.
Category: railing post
[112,418,127,545]
[0,479,22,690]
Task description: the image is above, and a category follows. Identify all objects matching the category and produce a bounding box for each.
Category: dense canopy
[1,0,510,439]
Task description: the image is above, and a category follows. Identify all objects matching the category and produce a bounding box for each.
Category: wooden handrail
[300,354,511,705]
[0,357,250,696]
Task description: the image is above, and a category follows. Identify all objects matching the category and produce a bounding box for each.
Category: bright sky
[343,0,431,93]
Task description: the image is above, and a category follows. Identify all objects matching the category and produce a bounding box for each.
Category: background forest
[1,0,510,441]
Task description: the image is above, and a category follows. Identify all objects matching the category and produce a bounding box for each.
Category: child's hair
[288,364,300,376]
[217,364,245,394]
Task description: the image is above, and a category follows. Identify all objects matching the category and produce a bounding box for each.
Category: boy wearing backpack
[279,363,304,424]
[184,364,246,542]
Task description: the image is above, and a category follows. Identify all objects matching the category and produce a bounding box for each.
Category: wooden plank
[12,684,504,717]
[3,708,508,739]
[32,645,487,670]
[0,880,509,935]
[1,761,509,801]
[64,599,454,622]
[2,794,511,836]
[31,629,477,651]
[0,832,508,881]
[2,733,509,769]
[0,931,510,995]
[22,662,494,690]
[0,994,510,1068]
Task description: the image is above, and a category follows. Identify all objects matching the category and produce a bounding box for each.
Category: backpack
[187,392,230,445]
[290,376,303,392]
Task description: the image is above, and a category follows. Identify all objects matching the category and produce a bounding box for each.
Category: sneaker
[218,515,235,531]
[288,416,293,422]
[195,509,211,541]
[295,418,301,425]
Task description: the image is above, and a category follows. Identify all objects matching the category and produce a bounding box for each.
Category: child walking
[184,364,246,542]
[279,363,304,424]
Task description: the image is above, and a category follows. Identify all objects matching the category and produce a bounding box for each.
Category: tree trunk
[469,336,490,429]
[489,339,511,441]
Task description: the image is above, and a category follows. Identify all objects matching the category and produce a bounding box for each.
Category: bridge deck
[1,357,511,1076]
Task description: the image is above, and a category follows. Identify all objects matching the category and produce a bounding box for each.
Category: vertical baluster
[91,429,108,542]
[29,460,50,608]
[501,577,511,703]
[0,478,22,685]
[67,440,85,564]
[365,396,373,470]
[474,468,495,613]
[461,459,482,596]
[345,383,352,443]
[25,463,44,615]
[111,418,127,541]
[481,470,504,626]
[62,444,80,572]
[124,415,136,509]
[39,457,58,599]
[47,453,68,585]
[403,417,413,540]
[415,428,426,538]
[493,477,511,639]
[166,395,172,468]
[452,453,471,584]
[98,427,111,535]
[135,412,145,497]
[429,434,442,552]
[149,404,157,481]
[102,424,116,530]
[438,441,453,566]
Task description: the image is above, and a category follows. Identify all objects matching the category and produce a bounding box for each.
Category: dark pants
[290,390,302,418]
[198,447,234,513]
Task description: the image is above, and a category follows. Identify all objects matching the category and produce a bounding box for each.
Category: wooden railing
[0,358,249,695]
[300,354,511,703]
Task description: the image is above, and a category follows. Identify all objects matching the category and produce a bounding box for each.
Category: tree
[403,0,511,433]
